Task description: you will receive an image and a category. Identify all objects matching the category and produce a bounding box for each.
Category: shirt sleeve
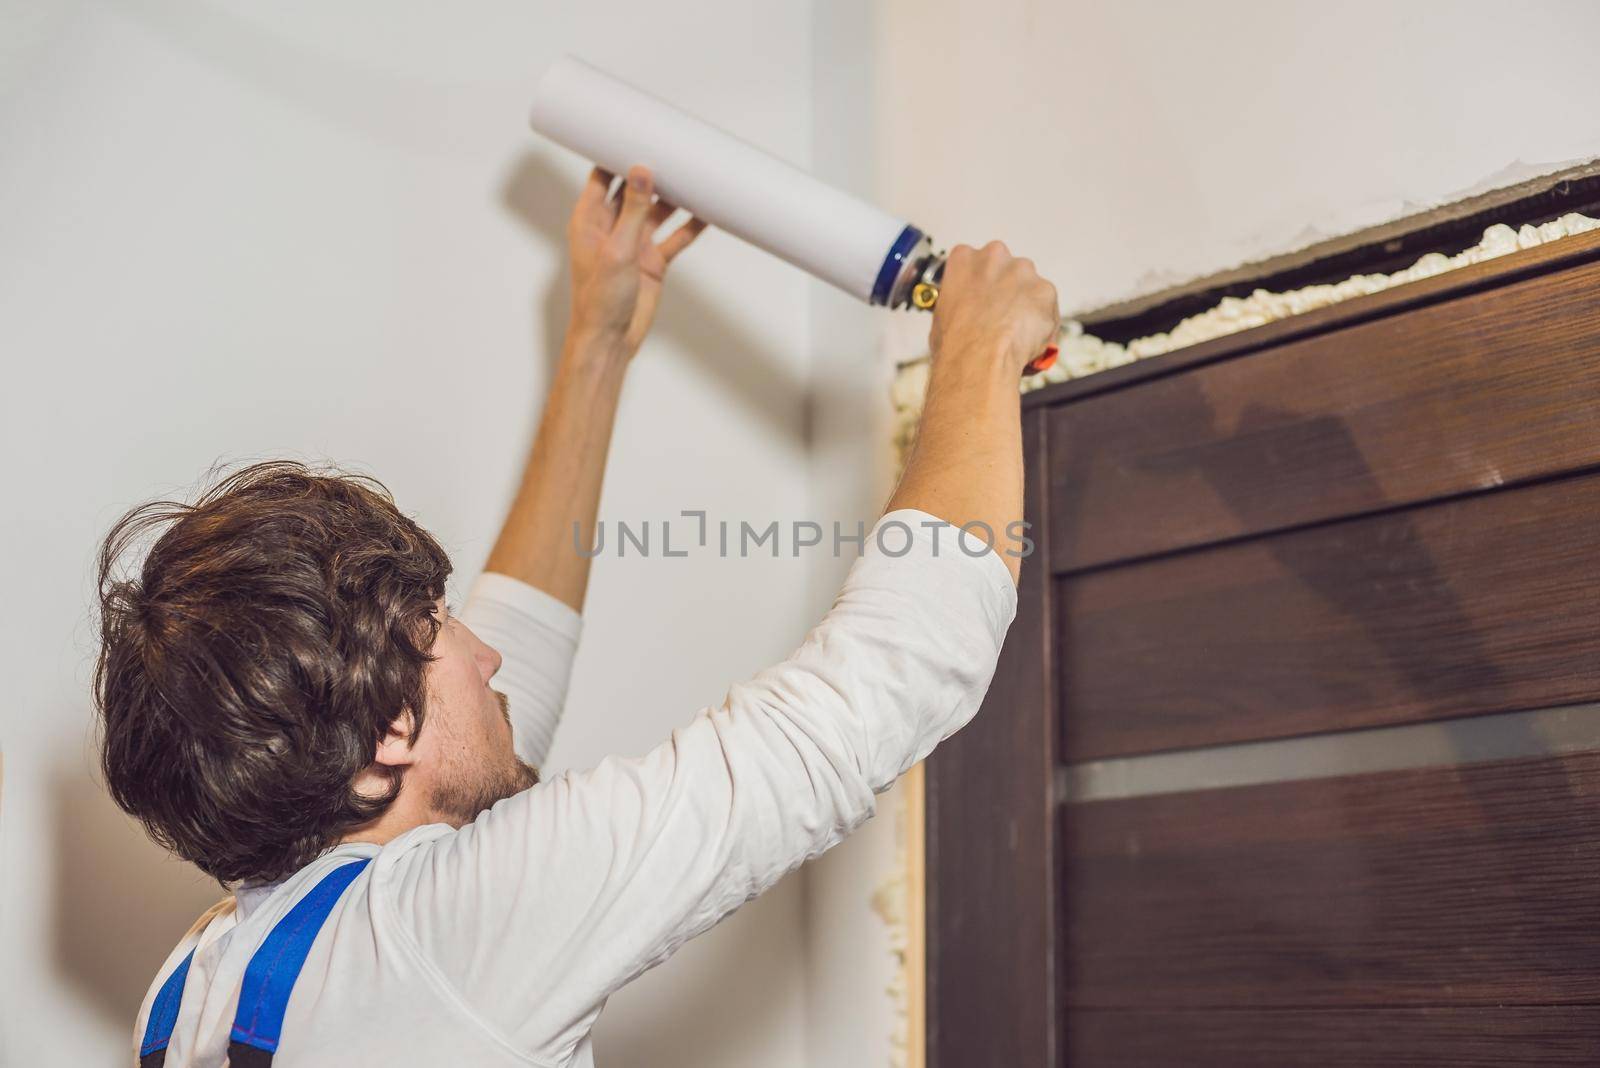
[458,571,582,768]
[393,508,1019,1061]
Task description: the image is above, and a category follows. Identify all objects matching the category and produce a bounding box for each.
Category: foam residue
[891,212,1600,456]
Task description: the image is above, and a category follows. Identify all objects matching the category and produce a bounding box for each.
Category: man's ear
[373,711,419,769]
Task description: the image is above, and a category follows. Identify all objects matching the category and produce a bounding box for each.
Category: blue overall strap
[138,947,197,1067]
[225,858,371,1068]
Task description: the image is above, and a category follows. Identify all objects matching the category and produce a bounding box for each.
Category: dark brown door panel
[1061,750,1600,1009]
[1045,257,1600,572]
[1059,471,1600,760]
[1063,1007,1600,1067]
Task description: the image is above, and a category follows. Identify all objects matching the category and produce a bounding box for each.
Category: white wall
[0,1,819,1064]
[877,0,1600,358]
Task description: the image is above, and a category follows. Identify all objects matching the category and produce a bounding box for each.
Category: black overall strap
[136,857,370,1068]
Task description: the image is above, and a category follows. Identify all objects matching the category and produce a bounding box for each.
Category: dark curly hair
[93,461,452,885]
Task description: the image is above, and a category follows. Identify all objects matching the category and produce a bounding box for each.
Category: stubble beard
[428,689,540,825]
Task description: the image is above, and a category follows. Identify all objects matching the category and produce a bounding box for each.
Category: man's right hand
[928,241,1060,379]
[886,239,1059,586]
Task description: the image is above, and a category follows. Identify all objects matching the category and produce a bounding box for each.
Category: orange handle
[1024,345,1058,375]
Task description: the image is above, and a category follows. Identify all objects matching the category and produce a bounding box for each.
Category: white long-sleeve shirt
[132,508,1018,1067]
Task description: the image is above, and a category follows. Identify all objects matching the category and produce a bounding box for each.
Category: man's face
[409,600,539,825]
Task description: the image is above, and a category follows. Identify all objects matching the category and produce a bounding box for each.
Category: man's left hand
[566,164,707,359]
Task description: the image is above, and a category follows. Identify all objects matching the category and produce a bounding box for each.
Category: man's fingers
[658,216,708,263]
[611,164,656,246]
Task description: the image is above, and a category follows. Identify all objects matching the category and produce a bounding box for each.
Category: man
[97,162,1059,1067]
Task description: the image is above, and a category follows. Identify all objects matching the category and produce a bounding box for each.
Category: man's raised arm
[482,164,705,612]
[462,165,705,764]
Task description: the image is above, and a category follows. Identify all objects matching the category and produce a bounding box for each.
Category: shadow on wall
[49,745,222,1034]
[498,150,809,447]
